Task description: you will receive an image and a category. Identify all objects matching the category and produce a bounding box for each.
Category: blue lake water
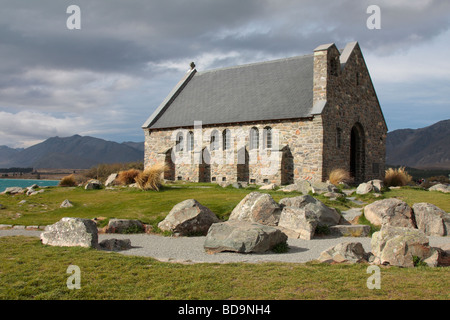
[0,179,60,192]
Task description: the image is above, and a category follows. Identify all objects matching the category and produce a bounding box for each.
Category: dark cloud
[0,0,449,146]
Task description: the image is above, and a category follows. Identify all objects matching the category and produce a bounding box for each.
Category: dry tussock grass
[384,167,412,187]
[329,168,353,185]
[58,174,77,187]
[116,169,141,185]
[135,163,167,191]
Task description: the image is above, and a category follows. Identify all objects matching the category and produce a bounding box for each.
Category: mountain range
[0,119,449,170]
[0,135,144,169]
[385,119,450,169]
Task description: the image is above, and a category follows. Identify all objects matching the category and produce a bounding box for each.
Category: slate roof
[143,54,315,129]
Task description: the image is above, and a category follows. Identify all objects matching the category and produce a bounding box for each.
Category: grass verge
[0,236,449,300]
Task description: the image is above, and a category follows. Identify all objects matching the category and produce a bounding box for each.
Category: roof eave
[142,68,197,129]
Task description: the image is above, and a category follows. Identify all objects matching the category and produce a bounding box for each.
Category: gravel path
[2,229,449,264]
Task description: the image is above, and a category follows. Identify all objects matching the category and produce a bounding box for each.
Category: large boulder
[85,179,102,190]
[277,207,318,240]
[412,203,450,236]
[356,179,384,195]
[2,187,24,195]
[204,221,288,254]
[40,217,98,248]
[229,192,281,226]
[279,195,341,227]
[106,219,144,234]
[279,180,312,194]
[311,181,339,195]
[158,199,219,236]
[98,238,132,251]
[428,183,450,193]
[363,198,415,228]
[371,225,433,267]
[318,242,368,264]
[104,173,118,187]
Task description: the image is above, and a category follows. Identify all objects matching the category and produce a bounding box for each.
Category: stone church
[142,41,387,185]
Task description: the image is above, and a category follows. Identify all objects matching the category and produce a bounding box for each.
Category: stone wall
[314,43,387,183]
[144,117,324,185]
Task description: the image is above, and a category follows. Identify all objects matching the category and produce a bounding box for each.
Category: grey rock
[85,179,102,190]
[279,184,300,192]
[277,206,318,240]
[204,221,288,254]
[60,199,74,208]
[297,180,313,194]
[259,183,277,190]
[158,199,219,236]
[323,192,345,199]
[104,173,118,187]
[428,183,450,193]
[364,198,415,228]
[318,242,368,264]
[371,179,384,192]
[231,182,242,189]
[2,187,24,195]
[371,225,432,267]
[40,217,98,248]
[98,238,132,251]
[341,208,363,224]
[279,195,341,227]
[356,182,374,195]
[311,181,339,195]
[356,180,384,195]
[229,192,281,226]
[413,203,449,236]
[107,219,144,234]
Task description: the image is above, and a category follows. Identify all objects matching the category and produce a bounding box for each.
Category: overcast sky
[1,0,449,148]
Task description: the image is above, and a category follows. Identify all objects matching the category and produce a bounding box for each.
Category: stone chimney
[313,43,341,105]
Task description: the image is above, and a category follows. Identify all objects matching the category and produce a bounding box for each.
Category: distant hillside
[0,135,144,169]
[386,119,450,169]
[0,146,21,167]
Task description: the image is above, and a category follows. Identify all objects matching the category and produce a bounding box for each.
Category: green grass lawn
[0,183,449,300]
[1,183,448,228]
[1,236,449,300]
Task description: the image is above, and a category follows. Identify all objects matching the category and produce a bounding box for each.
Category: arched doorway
[199,147,211,182]
[350,123,365,183]
[281,145,294,185]
[237,147,249,182]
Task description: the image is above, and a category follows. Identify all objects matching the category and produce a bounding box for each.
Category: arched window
[186,131,194,151]
[249,127,259,150]
[263,126,272,149]
[210,130,219,151]
[222,129,231,151]
[176,132,184,152]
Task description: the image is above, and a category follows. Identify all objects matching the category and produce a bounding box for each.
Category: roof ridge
[198,53,314,75]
